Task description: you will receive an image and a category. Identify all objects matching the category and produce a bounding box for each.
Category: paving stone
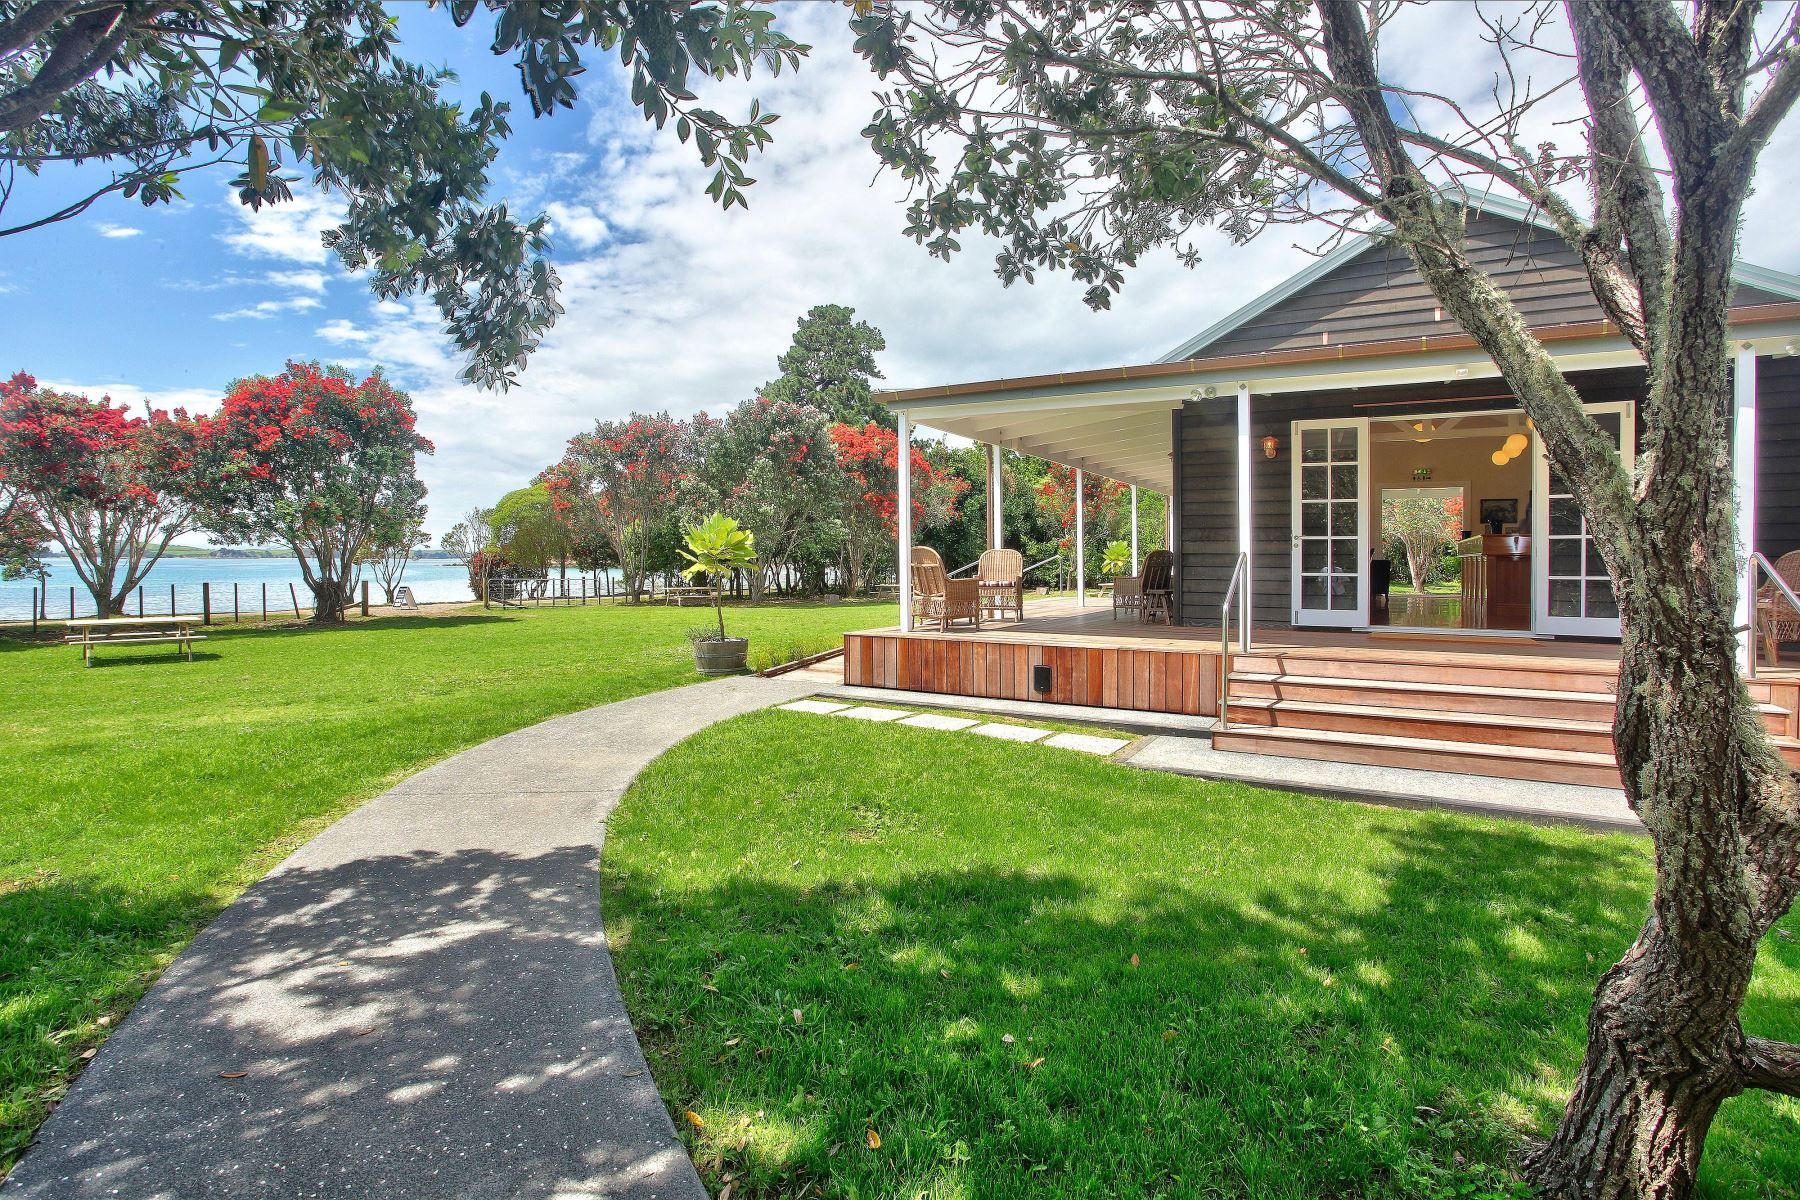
[778,699,852,714]
[835,705,908,721]
[971,722,1051,743]
[1044,732,1132,756]
[897,712,980,731]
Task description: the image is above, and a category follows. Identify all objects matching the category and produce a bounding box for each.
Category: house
[846,193,1800,785]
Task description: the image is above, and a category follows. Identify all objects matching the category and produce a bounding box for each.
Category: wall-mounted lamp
[1261,433,1280,459]
[1453,366,1471,378]
[1202,385,1219,398]
[1032,663,1053,695]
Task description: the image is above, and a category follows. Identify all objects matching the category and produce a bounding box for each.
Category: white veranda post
[990,444,1004,549]
[898,410,913,633]
[1130,485,1140,574]
[1236,383,1253,629]
[1734,344,1758,673]
[1074,467,1086,607]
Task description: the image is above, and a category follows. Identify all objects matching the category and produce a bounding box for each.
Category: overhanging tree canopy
[0,0,805,387]
[848,3,1800,1196]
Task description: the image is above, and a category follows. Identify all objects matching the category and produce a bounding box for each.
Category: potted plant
[680,512,758,675]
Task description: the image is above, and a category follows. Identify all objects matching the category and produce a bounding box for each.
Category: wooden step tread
[1228,672,1619,706]
[1231,646,1621,675]
[1213,723,1618,767]
[1225,697,1615,735]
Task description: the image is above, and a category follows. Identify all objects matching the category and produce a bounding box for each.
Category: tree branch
[0,0,79,60]
[1565,1,1666,359]
[0,3,140,135]
[1742,1036,1800,1096]
[1726,43,1800,167]
[1315,0,1638,555]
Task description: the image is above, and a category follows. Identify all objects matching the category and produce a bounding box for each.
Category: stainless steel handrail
[1746,551,1800,680]
[1218,552,1251,729]
[947,560,981,578]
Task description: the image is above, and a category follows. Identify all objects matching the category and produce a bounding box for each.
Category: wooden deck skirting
[842,610,1800,738]
[844,628,1221,716]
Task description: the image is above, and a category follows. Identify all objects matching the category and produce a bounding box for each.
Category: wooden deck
[841,599,1800,785]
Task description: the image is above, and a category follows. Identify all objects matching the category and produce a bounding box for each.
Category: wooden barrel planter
[693,637,749,675]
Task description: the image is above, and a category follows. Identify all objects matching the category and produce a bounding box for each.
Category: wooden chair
[1757,549,1800,664]
[977,548,1025,621]
[1112,549,1175,624]
[911,546,982,632]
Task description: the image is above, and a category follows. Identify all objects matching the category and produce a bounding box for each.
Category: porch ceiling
[901,394,1177,493]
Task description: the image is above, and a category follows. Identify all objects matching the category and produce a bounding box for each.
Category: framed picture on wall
[1480,497,1519,531]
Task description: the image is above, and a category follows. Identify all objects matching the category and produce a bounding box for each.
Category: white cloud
[40,378,221,416]
[544,201,610,249]
[265,269,329,293]
[97,223,143,239]
[218,188,347,264]
[245,5,1800,537]
[212,295,323,321]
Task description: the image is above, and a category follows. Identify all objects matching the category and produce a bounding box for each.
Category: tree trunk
[310,576,352,624]
[1522,916,1748,1198]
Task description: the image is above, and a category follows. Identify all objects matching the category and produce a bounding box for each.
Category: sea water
[0,555,491,621]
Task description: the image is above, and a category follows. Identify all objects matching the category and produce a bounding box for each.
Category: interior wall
[1370,429,1534,538]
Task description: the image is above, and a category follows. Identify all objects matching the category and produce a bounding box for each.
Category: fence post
[169,583,176,616]
[261,583,268,622]
[31,587,37,634]
[289,582,301,617]
[233,583,240,623]
[69,585,76,619]
[360,580,369,617]
[202,582,212,626]
[137,586,144,617]
[581,576,587,605]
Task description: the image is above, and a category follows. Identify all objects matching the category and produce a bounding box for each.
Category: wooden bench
[65,616,206,667]
[663,585,715,607]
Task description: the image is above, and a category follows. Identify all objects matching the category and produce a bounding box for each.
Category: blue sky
[6,4,1800,542]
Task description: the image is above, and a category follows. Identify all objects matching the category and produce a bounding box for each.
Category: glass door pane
[1292,419,1368,627]
[1534,405,1632,636]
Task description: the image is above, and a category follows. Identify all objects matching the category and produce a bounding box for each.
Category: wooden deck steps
[1214,650,1800,786]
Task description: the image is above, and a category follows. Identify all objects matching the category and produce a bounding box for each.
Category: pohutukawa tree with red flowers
[829,421,963,595]
[1035,464,1125,589]
[0,372,206,615]
[544,414,689,602]
[197,361,431,624]
[695,397,840,600]
[0,465,48,583]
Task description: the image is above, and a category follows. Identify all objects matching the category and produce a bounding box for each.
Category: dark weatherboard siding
[1189,210,1788,360]
[1175,369,1653,628]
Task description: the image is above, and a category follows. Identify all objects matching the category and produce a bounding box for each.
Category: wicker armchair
[977,548,1025,621]
[1757,549,1800,664]
[911,546,982,632]
[1112,549,1175,624]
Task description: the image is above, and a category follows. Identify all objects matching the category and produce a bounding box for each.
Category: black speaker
[1032,664,1053,695]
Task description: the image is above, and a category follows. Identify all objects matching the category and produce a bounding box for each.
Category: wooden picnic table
[663,585,714,607]
[64,615,206,667]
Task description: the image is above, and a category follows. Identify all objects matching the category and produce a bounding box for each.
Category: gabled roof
[1157,190,1800,363]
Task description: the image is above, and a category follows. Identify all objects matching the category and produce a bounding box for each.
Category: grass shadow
[603,720,1799,1199]
[3,845,687,1198]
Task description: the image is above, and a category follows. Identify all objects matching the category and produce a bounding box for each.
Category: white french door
[1532,401,1635,637]
[1290,418,1370,627]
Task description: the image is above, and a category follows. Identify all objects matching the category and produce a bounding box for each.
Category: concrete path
[3,675,813,1200]
[1126,735,1641,831]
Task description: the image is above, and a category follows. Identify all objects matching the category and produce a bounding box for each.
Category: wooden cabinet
[1458,535,1531,630]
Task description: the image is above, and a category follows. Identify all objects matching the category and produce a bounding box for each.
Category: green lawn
[605,711,1800,1199]
[0,600,894,1174]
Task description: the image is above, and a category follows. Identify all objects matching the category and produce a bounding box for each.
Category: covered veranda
[889,378,1179,632]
